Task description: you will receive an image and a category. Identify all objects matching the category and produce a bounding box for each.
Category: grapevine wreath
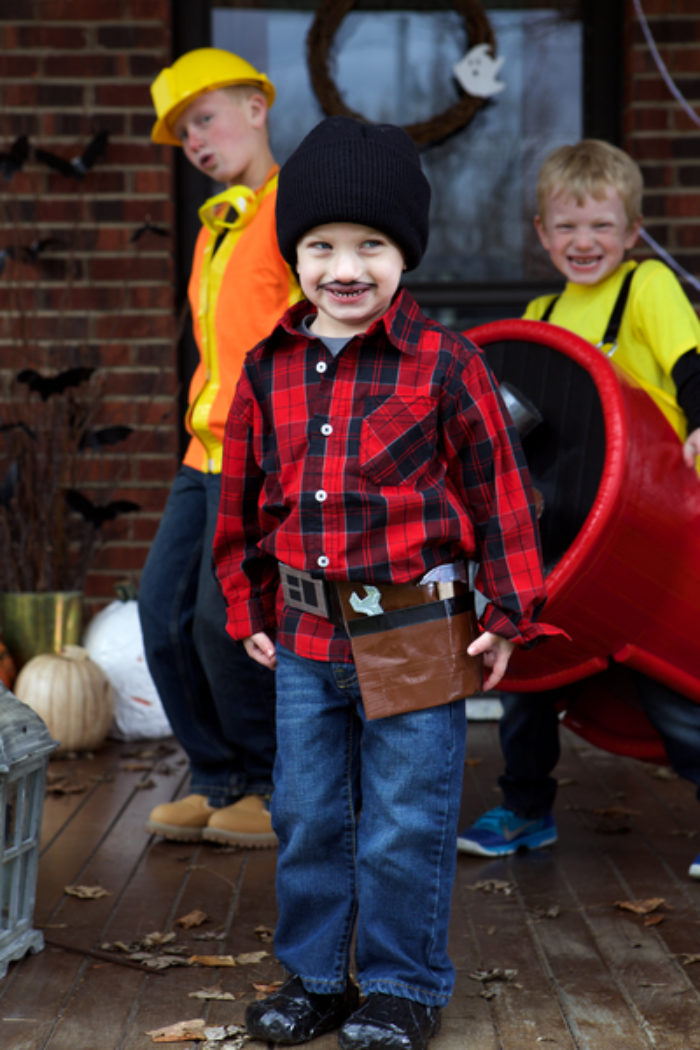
[306,0,496,146]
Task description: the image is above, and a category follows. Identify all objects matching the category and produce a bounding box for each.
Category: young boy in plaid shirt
[213,116,559,1050]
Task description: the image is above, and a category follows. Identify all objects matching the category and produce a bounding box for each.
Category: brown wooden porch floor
[2,717,700,1050]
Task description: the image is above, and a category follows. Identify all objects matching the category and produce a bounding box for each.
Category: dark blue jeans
[272,644,467,1007]
[498,672,700,818]
[138,465,275,806]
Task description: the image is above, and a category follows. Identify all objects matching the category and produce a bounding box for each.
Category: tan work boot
[146,793,216,842]
[203,795,277,848]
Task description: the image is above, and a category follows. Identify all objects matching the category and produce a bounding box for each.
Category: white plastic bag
[83,599,172,741]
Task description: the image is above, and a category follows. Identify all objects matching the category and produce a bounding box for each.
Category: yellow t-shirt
[524,259,700,441]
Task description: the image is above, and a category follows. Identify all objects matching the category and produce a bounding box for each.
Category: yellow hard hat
[150,47,276,146]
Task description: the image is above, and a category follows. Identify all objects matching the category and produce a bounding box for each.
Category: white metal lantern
[0,683,58,978]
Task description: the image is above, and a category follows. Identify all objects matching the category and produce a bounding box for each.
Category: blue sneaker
[457,806,557,856]
[689,853,700,879]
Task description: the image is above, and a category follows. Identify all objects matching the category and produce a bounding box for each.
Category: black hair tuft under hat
[276,116,431,271]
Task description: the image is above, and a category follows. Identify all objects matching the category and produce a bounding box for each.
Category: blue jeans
[138,465,275,805]
[498,671,700,817]
[272,644,467,1007]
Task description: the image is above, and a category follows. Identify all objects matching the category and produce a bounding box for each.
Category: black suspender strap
[599,267,636,347]
[540,267,637,347]
[540,295,559,322]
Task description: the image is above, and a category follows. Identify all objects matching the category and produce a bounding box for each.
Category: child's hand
[683,426,700,470]
[244,632,277,669]
[467,631,515,692]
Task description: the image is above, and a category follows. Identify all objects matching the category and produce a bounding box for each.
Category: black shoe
[339,993,441,1050]
[245,974,359,1045]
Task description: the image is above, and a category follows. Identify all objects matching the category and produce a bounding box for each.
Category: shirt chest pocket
[359,396,438,487]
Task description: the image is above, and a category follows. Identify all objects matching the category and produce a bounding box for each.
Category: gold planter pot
[0,592,83,669]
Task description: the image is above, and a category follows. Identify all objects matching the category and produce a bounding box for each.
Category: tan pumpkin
[14,644,114,753]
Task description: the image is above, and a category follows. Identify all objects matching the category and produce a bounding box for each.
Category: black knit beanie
[276,116,431,271]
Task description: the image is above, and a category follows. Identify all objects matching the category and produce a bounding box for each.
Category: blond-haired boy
[139,49,300,847]
[530,139,700,466]
[458,139,700,879]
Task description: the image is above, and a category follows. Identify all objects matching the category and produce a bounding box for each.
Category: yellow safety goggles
[197,184,258,234]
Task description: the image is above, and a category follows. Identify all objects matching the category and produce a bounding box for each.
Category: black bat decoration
[16,366,95,401]
[0,421,36,439]
[79,425,133,450]
[130,219,170,243]
[34,130,109,179]
[65,489,140,527]
[0,135,29,180]
[10,237,66,264]
[0,238,67,277]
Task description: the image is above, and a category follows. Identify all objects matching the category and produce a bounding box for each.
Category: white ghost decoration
[453,43,506,98]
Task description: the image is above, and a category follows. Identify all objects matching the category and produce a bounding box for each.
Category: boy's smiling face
[296,222,405,338]
[534,186,641,286]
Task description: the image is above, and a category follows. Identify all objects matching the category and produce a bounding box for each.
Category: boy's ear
[624,215,642,251]
[533,213,551,251]
[244,91,268,130]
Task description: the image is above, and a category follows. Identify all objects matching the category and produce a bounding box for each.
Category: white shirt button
[321,423,333,436]
[315,489,328,502]
[316,361,327,374]
[317,555,329,568]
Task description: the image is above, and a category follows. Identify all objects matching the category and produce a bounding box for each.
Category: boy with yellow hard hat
[140,48,301,847]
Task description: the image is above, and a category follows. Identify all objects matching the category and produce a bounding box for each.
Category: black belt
[278,563,472,630]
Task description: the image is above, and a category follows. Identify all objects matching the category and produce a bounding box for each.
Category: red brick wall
[623,0,700,305]
[0,1,178,611]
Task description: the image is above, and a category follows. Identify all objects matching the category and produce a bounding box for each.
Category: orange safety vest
[184,168,301,473]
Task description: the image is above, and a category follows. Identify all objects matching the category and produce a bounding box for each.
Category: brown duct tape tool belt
[279,563,482,720]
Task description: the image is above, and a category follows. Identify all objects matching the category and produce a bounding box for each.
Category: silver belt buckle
[279,564,331,619]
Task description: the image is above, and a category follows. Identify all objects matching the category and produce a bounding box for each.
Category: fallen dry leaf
[201,1023,246,1043]
[614,897,665,915]
[129,951,191,971]
[252,980,284,996]
[143,931,177,947]
[644,914,665,926]
[532,904,561,919]
[469,967,518,983]
[190,954,238,968]
[649,766,678,781]
[255,924,274,943]
[64,884,111,900]
[235,950,269,965]
[100,934,191,970]
[45,777,88,795]
[189,949,270,968]
[188,984,238,1002]
[177,909,209,929]
[146,1017,206,1042]
[468,879,514,896]
[680,953,700,966]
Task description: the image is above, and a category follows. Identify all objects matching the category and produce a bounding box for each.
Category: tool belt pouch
[335,581,482,720]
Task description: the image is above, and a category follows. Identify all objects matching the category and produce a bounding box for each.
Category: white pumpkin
[14,644,115,753]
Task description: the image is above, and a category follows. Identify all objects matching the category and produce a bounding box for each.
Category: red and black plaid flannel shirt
[214,288,557,663]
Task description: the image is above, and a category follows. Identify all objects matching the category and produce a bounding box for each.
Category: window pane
[213,5,582,284]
